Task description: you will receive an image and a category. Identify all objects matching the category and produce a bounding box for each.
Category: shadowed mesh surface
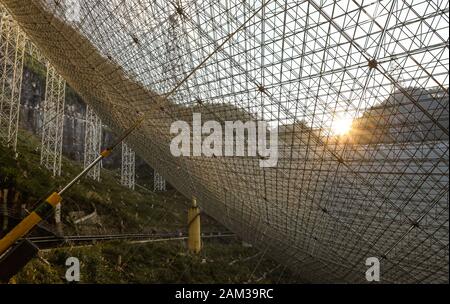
[1,0,448,282]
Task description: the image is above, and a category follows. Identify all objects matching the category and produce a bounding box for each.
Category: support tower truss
[0,9,25,152]
[83,105,102,181]
[153,171,166,192]
[26,40,47,65]
[40,62,66,176]
[121,142,135,190]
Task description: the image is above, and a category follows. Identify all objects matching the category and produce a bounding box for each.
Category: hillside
[349,87,449,144]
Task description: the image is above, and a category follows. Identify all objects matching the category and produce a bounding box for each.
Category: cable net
[1,0,448,283]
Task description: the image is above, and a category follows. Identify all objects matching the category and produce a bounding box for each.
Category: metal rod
[58,154,103,195]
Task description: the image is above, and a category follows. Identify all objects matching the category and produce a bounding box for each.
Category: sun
[331,116,353,136]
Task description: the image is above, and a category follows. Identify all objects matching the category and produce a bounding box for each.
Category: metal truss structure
[83,105,102,181]
[1,0,448,283]
[121,142,135,190]
[153,171,166,192]
[0,7,24,152]
[40,62,66,177]
[25,40,47,65]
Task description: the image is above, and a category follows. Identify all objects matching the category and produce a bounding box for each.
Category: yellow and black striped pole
[0,111,169,256]
[0,148,115,256]
[0,192,61,255]
[0,113,140,256]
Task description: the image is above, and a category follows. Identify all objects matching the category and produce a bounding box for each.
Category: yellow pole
[188,197,201,253]
[0,192,61,256]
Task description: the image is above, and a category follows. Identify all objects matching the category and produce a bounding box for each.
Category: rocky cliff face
[19,62,154,186]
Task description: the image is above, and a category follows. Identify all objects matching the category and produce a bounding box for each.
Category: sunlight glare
[331,116,353,136]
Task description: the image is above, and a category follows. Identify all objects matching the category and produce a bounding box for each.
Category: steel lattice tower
[26,40,46,65]
[40,62,66,177]
[153,171,166,192]
[83,105,102,181]
[121,142,135,190]
[0,9,24,152]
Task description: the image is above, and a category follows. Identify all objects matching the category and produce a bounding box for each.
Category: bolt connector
[368,58,378,69]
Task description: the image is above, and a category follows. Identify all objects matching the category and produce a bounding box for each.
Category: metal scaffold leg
[153,171,166,192]
[83,105,102,181]
[25,40,47,65]
[188,197,201,254]
[0,11,25,153]
[40,62,66,177]
[40,63,66,233]
[121,142,135,190]
[39,62,66,233]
